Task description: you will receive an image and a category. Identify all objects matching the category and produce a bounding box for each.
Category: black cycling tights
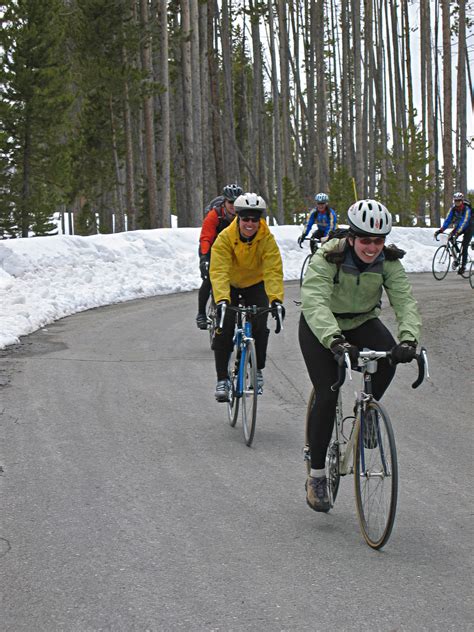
[299,314,396,470]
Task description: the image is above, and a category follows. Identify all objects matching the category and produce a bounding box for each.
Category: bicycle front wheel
[432,245,451,280]
[470,261,474,289]
[241,340,258,446]
[227,345,240,427]
[354,402,398,550]
[299,253,312,288]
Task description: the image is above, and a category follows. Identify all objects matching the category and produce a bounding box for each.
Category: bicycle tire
[354,401,398,550]
[470,261,474,289]
[227,345,240,427]
[431,245,451,280]
[241,340,258,446]
[299,253,312,288]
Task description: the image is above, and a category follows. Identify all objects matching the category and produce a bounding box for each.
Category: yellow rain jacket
[210,218,284,304]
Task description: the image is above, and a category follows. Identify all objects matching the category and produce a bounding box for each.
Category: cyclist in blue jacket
[298,193,338,247]
[434,192,472,275]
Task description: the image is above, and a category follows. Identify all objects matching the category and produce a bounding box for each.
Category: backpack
[204,195,225,216]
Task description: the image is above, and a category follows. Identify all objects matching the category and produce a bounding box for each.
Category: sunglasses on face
[240,216,260,223]
[357,236,385,246]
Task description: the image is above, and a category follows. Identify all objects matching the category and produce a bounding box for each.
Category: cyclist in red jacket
[196,184,243,329]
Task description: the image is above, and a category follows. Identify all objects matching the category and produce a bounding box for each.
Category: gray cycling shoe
[306,476,330,513]
[215,379,230,402]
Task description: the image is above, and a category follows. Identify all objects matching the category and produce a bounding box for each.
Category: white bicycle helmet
[453,192,464,201]
[347,199,392,236]
[315,192,329,203]
[234,192,266,216]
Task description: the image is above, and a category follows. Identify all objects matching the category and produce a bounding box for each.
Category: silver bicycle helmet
[234,192,266,216]
[347,199,392,236]
[222,183,243,202]
[453,192,464,201]
[315,192,329,203]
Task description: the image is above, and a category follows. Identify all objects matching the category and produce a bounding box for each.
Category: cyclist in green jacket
[299,199,422,513]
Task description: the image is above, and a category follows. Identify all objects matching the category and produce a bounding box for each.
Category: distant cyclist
[299,199,422,513]
[210,193,284,402]
[298,192,338,249]
[196,184,243,329]
[434,192,472,275]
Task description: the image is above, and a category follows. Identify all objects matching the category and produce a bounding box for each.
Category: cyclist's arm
[209,232,232,303]
[329,208,337,233]
[301,253,342,349]
[440,208,454,232]
[261,235,284,304]
[199,209,219,256]
[456,205,471,234]
[383,260,422,343]
[304,210,316,236]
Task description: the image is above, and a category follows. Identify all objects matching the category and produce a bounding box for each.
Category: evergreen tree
[0,0,72,237]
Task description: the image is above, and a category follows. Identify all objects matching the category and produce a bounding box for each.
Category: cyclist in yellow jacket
[210,193,285,402]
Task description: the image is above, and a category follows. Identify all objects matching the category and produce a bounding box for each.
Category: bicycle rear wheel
[354,401,398,550]
[432,245,451,280]
[299,253,312,287]
[227,345,240,427]
[241,340,258,446]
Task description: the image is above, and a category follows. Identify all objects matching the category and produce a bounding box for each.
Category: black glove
[391,340,417,364]
[215,300,229,328]
[330,337,359,367]
[434,229,441,239]
[199,255,210,280]
[271,300,285,333]
[298,235,304,248]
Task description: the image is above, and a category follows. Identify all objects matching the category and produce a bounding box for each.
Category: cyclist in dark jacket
[434,192,472,275]
[299,199,422,513]
[196,184,243,329]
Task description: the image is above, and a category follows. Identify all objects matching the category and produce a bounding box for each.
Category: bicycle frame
[232,314,254,398]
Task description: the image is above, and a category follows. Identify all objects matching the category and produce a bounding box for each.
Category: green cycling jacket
[301,238,422,349]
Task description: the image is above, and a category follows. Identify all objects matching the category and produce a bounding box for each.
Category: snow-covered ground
[0,224,443,349]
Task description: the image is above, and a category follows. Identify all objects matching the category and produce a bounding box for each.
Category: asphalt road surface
[0,273,472,631]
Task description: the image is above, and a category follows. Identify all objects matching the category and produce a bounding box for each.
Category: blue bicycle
[219,304,283,446]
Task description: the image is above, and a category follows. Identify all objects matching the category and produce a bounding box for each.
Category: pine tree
[0,0,73,237]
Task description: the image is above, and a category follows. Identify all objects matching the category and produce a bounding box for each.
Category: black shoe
[363,409,378,449]
[457,267,466,276]
[196,313,208,330]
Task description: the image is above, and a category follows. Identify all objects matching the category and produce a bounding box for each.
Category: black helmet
[222,183,243,202]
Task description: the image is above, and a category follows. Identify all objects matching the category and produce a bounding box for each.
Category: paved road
[0,274,472,631]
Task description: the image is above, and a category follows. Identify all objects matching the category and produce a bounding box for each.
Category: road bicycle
[303,347,429,549]
[432,234,473,280]
[218,303,283,447]
[299,236,321,287]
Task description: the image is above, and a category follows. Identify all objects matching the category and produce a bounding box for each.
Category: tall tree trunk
[200,0,215,202]
[109,97,125,232]
[267,0,284,223]
[315,0,329,191]
[157,0,171,227]
[455,0,467,193]
[220,0,240,180]
[352,0,363,198]
[140,0,159,228]
[180,0,197,225]
[208,2,224,191]
[190,0,203,216]
[277,0,293,182]
[441,0,453,214]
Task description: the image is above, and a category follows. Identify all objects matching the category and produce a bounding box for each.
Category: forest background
[0,0,472,238]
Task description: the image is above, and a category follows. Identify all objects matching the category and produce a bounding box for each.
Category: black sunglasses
[240,216,260,223]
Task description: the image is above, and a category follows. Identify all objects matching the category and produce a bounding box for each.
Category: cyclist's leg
[241,282,269,371]
[460,227,472,269]
[299,314,339,470]
[213,298,236,380]
[344,318,396,400]
[198,276,212,314]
